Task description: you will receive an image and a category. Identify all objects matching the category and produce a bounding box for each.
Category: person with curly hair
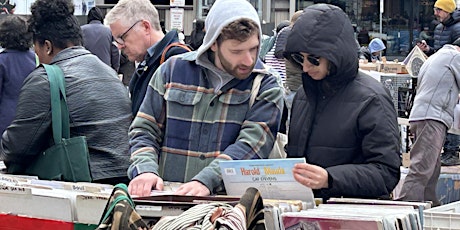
[0,0,132,185]
[0,15,36,135]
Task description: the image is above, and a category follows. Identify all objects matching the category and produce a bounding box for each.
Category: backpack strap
[160,42,192,64]
[249,74,264,107]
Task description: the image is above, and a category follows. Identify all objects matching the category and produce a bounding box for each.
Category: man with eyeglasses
[125,0,283,197]
[283,4,401,202]
[417,0,460,166]
[105,0,190,115]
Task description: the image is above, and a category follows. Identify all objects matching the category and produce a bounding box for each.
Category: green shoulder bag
[23,64,92,182]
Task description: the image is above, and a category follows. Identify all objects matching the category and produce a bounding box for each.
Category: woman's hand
[292,163,329,189]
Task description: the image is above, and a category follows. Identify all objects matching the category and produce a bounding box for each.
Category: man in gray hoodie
[396,38,460,206]
[127,0,283,198]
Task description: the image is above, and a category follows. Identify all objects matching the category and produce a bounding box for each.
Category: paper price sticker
[224,168,236,175]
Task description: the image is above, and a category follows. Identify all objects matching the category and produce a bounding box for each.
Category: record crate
[380,74,414,117]
[424,200,460,230]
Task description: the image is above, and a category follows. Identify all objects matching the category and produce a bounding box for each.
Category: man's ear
[210,42,217,52]
[139,20,151,34]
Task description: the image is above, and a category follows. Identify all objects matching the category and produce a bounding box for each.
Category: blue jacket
[0,49,36,134]
[428,10,460,55]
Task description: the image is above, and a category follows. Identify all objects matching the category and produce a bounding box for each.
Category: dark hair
[28,0,82,49]
[194,19,205,31]
[87,6,103,24]
[216,18,259,45]
[0,15,32,50]
[276,20,290,33]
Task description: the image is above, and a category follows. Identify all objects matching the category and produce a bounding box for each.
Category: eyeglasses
[114,20,142,45]
[290,53,321,66]
[433,7,443,13]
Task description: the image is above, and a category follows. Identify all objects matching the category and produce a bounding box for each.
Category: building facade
[98,0,456,56]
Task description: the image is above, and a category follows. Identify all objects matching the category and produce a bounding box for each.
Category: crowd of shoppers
[3,0,459,212]
[1,0,132,185]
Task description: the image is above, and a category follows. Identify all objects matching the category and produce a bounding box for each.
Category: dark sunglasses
[290,53,321,66]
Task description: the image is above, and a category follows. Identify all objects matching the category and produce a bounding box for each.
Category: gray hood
[196,0,262,58]
[194,0,263,92]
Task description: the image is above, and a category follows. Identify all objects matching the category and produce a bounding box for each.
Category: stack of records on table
[281,198,431,230]
[0,173,113,227]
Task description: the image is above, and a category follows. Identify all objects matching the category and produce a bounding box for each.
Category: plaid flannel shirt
[128,52,284,193]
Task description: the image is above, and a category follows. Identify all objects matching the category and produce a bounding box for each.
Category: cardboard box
[0,175,111,225]
[74,193,109,224]
[379,62,408,74]
[0,185,74,222]
[402,152,411,168]
[359,62,378,71]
